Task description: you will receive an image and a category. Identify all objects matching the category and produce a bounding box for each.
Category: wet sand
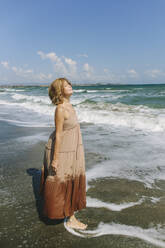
[0,122,165,248]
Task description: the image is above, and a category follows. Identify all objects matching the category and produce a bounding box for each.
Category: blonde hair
[48,77,72,105]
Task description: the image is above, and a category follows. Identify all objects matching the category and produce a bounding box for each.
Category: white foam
[6,133,49,148]
[76,103,165,132]
[11,93,50,104]
[0,100,12,105]
[87,196,144,211]
[0,99,53,117]
[64,219,85,237]
[0,117,50,127]
[73,89,86,93]
[14,132,48,143]
[99,94,122,100]
[87,90,99,93]
[150,197,161,203]
[2,90,165,132]
[64,221,165,247]
[1,88,25,92]
[86,158,164,190]
[86,89,131,93]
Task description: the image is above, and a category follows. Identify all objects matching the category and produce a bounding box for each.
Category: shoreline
[0,108,165,247]
[1,136,165,248]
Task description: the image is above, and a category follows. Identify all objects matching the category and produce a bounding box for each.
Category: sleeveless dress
[39,107,86,219]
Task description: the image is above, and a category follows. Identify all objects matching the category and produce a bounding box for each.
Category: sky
[0,0,165,85]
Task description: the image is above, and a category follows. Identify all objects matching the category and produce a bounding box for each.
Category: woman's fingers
[51,164,58,171]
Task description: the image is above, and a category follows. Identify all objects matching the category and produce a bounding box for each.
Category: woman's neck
[63,97,71,105]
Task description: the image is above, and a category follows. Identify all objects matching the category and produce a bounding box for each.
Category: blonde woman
[40,77,87,230]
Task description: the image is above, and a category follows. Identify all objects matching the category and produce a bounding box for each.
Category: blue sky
[0,0,165,85]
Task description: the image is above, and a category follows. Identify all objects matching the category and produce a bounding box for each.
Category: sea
[0,83,165,248]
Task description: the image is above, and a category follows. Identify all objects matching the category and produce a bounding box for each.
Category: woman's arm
[53,105,65,161]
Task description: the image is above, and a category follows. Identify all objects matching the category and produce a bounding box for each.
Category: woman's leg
[66,213,87,229]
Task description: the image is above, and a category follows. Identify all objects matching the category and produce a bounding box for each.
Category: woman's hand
[51,159,59,172]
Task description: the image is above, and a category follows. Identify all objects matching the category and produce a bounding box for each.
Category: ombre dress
[40,107,86,219]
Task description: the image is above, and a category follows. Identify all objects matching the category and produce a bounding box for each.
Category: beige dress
[40,107,86,219]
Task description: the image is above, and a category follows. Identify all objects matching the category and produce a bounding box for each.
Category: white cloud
[11,66,33,76]
[12,66,52,81]
[11,66,18,72]
[37,51,121,82]
[37,51,78,79]
[127,69,138,78]
[37,51,46,60]
[38,51,61,63]
[37,51,67,74]
[0,59,53,83]
[1,61,9,69]
[98,68,121,83]
[103,68,109,73]
[36,73,53,81]
[144,69,165,78]
[46,53,58,62]
[5,51,165,84]
[25,69,33,73]
[63,56,77,77]
[83,63,93,73]
[37,51,59,63]
[63,57,77,66]
[82,63,94,79]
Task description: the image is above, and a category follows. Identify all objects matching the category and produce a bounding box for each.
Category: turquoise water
[0,83,165,131]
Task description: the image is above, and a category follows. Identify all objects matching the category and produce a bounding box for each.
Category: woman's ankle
[67,214,75,222]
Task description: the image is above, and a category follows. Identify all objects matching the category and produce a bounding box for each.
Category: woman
[40,77,87,230]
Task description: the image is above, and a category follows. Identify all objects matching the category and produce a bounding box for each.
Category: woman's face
[63,81,73,97]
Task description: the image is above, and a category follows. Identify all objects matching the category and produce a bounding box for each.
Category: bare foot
[66,215,88,230]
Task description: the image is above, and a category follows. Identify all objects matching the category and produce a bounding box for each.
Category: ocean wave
[73,89,87,93]
[1,96,165,131]
[86,196,144,211]
[0,99,53,117]
[64,221,165,247]
[1,88,25,92]
[77,102,165,132]
[86,89,131,93]
[11,93,50,104]
[86,158,165,190]
[0,117,50,127]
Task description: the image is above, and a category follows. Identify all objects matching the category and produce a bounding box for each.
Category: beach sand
[0,122,165,248]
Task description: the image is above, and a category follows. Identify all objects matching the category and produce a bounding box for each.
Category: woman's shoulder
[55,103,68,120]
[56,102,65,109]
[55,103,65,113]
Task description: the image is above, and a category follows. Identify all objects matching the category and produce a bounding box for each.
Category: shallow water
[0,83,165,247]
